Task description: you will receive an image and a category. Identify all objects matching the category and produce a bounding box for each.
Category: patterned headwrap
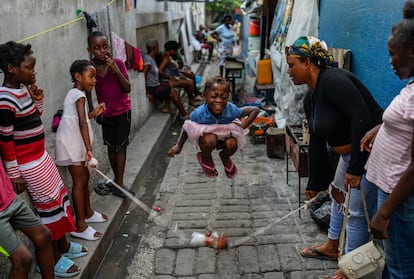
[285,36,337,68]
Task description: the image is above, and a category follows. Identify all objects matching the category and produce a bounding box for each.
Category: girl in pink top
[86,31,133,198]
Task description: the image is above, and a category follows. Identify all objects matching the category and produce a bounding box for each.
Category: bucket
[256,59,273,84]
[266,127,285,159]
[249,19,260,36]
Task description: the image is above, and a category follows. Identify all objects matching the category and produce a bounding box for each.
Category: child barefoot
[168,76,259,178]
[0,41,84,277]
[55,60,108,241]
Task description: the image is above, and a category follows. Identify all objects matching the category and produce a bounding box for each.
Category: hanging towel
[132,47,143,72]
[125,42,143,71]
[111,32,127,62]
[125,0,132,11]
[125,42,134,70]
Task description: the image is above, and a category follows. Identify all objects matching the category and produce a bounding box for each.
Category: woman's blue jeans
[327,154,377,253]
[378,189,414,279]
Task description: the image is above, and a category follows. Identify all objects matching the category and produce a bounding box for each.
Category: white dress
[55,88,93,166]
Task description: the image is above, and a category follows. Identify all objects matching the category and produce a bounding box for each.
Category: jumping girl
[168,76,259,178]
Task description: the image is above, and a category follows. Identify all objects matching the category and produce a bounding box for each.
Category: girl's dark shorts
[147,82,171,102]
[102,110,131,147]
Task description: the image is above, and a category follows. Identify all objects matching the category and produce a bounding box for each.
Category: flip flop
[301,246,337,261]
[36,256,80,278]
[62,242,88,259]
[196,152,218,178]
[320,270,347,279]
[85,210,108,223]
[219,151,238,179]
[70,226,101,241]
[94,180,112,196]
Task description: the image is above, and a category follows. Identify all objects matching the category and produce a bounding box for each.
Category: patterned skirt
[183,120,248,150]
[19,151,76,240]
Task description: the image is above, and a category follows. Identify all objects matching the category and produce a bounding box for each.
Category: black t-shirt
[304,67,383,191]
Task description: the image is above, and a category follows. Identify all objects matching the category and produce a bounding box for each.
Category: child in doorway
[86,31,133,198]
[55,60,107,241]
[168,76,259,178]
[0,41,86,277]
[0,154,54,279]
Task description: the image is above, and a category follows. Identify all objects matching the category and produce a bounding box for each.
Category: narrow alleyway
[120,61,379,279]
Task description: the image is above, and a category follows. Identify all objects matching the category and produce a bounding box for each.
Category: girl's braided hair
[0,41,33,74]
[70,59,95,82]
[203,76,230,96]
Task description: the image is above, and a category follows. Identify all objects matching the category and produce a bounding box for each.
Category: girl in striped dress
[0,41,86,277]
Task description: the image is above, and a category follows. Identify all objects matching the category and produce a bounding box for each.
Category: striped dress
[0,86,75,240]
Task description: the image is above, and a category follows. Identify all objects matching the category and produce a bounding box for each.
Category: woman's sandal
[36,256,80,278]
[219,151,237,178]
[62,242,88,259]
[70,226,102,241]
[320,269,347,279]
[85,210,108,223]
[196,152,218,178]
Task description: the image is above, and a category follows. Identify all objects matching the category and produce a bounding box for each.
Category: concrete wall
[319,0,406,109]
[0,0,203,275]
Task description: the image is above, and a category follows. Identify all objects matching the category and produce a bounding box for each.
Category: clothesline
[16,0,119,43]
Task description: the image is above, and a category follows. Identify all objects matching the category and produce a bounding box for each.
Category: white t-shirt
[215,24,235,47]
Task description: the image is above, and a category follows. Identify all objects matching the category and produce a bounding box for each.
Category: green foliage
[206,0,242,23]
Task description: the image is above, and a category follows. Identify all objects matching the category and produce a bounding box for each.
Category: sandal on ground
[36,256,80,278]
[94,181,112,196]
[219,151,238,179]
[301,246,337,261]
[196,152,218,178]
[70,226,101,241]
[320,269,347,279]
[107,182,135,198]
[62,242,88,259]
[85,210,108,223]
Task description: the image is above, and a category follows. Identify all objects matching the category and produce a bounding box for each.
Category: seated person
[158,40,200,107]
[143,39,189,118]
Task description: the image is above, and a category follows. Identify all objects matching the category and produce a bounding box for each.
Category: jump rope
[91,163,321,249]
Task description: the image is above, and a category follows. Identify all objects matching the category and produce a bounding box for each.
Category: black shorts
[147,82,171,102]
[102,110,131,147]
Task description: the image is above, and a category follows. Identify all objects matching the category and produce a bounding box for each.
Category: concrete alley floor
[122,61,382,279]
[28,54,381,279]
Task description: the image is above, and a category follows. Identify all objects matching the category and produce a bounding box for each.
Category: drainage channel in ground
[93,118,181,279]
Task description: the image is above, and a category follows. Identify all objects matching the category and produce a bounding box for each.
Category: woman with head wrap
[285,36,383,279]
